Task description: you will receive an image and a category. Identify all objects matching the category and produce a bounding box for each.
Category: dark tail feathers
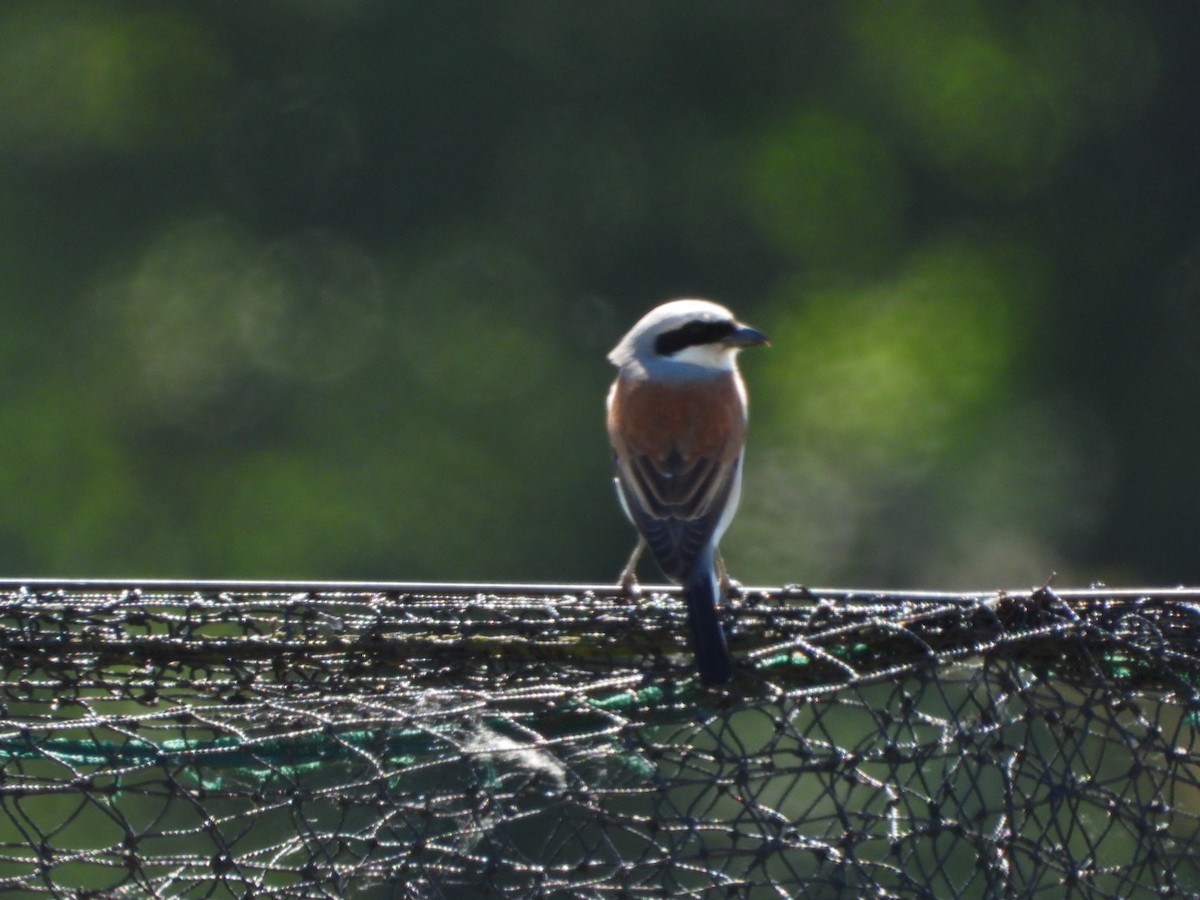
[683,552,733,685]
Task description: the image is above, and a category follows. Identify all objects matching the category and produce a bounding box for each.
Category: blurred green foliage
[0,0,1196,588]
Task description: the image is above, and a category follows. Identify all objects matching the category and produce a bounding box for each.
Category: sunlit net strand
[0,582,1198,898]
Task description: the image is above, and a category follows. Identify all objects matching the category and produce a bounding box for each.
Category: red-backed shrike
[606,299,769,685]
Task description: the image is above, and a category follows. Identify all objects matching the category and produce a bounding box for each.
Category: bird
[606,298,769,685]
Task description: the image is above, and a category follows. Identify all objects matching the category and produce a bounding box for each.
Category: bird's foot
[719,573,743,598]
[714,550,741,599]
[617,538,646,599]
[618,568,643,599]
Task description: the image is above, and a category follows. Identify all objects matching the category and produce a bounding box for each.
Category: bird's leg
[715,549,742,599]
[618,538,646,597]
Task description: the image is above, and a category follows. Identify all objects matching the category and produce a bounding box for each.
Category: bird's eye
[653,317,733,356]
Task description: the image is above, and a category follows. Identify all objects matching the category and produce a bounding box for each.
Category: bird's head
[608,298,769,376]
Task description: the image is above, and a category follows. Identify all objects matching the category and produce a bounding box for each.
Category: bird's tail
[684,550,733,685]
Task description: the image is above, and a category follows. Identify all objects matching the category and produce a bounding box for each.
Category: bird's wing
[614,443,741,582]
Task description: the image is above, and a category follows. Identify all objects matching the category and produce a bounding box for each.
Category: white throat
[667,343,740,371]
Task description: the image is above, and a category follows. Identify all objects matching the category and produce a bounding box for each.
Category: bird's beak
[725,323,770,348]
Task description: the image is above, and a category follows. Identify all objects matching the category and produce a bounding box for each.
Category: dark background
[1,0,1198,590]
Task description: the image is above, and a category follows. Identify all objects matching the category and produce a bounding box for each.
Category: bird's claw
[619,570,643,598]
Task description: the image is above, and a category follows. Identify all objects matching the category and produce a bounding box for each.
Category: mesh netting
[0,579,1197,898]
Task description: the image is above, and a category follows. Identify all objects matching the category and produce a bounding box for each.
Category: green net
[0,580,1197,898]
